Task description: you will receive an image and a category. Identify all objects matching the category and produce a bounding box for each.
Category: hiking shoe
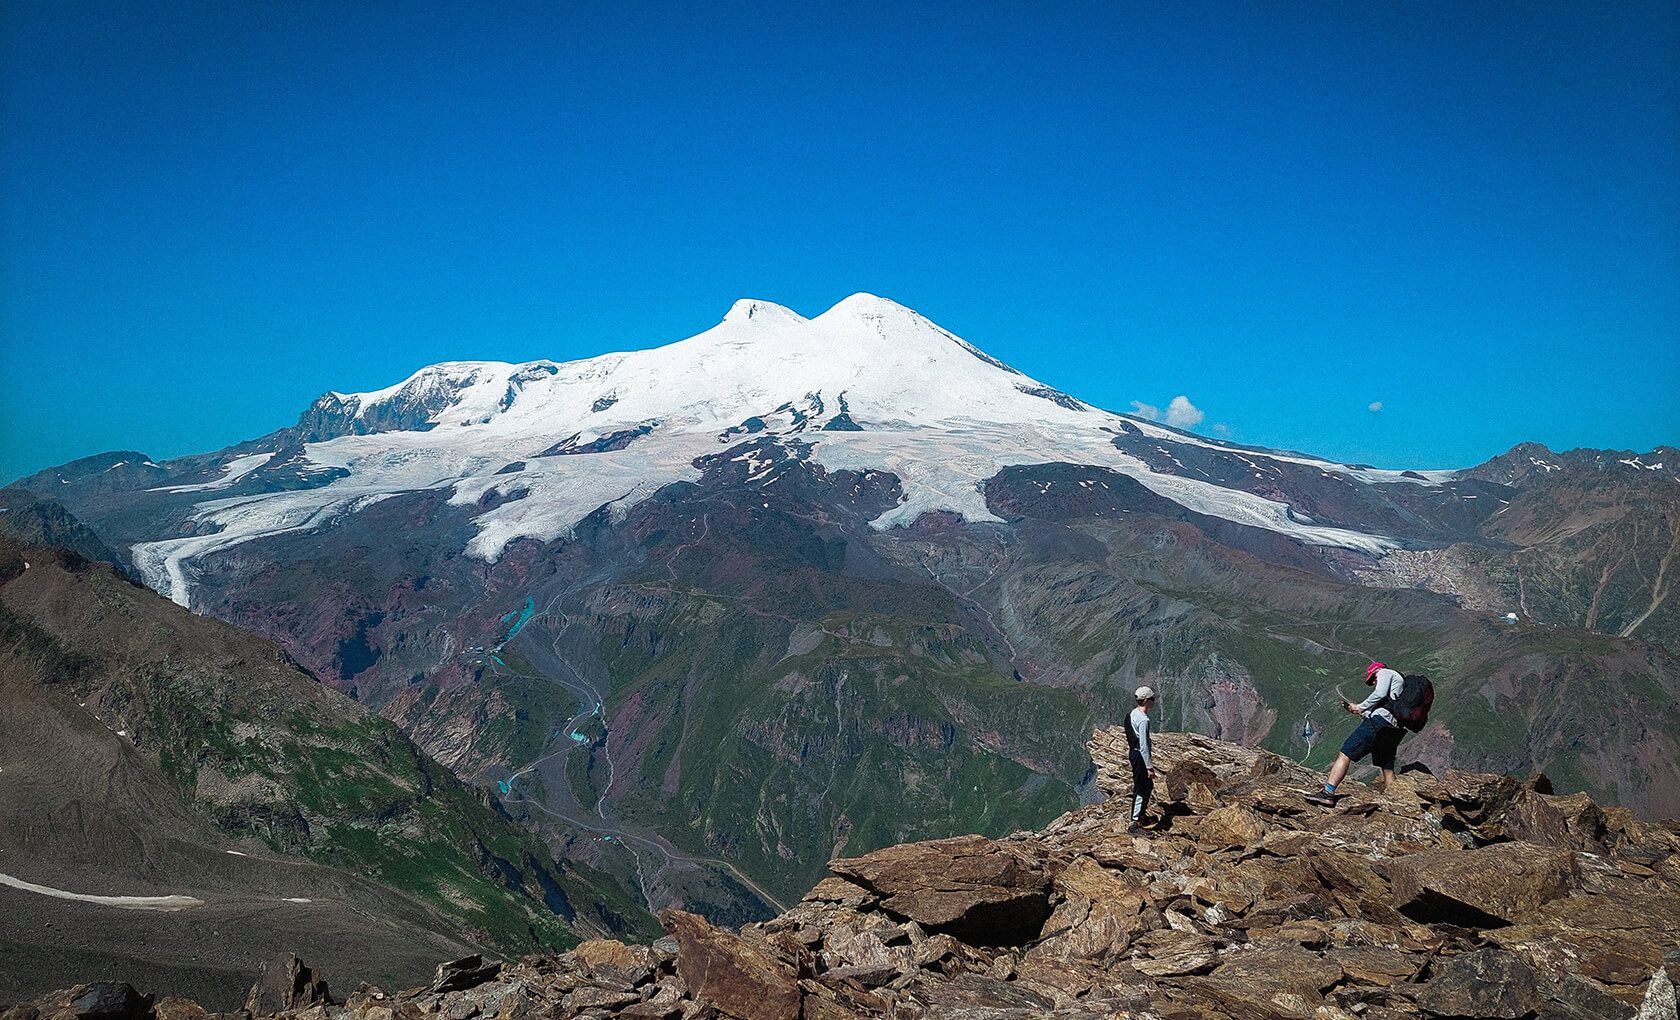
[1127,823,1150,837]
[1303,792,1336,808]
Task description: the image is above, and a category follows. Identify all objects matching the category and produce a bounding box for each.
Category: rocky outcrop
[9,729,1679,1019]
[246,955,330,1016]
[827,835,1054,945]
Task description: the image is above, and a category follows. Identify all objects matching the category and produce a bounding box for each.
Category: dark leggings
[1130,749,1153,820]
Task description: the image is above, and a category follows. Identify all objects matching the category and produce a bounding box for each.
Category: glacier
[133,293,1415,605]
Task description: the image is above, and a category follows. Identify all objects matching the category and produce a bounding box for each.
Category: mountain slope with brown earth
[0,537,656,1009]
[1361,444,1680,656]
[9,729,1677,1019]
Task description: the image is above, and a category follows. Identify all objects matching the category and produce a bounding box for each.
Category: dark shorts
[1341,715,1404,770]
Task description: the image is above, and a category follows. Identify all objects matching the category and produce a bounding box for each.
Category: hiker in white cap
[1126,685,1158,835]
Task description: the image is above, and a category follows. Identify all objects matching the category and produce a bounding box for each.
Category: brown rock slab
[1389,842,1579,926]
[1131,933,1223,977]
[662,909,800,1020]
[1198,803,1268,848]
[1013,957,1092,998]
[1537,888,1680,937]
[794,987,873,1020]
[916,973,1055,1011]
[565,986,640,1012]
[802,877,874,906]
[828,834,1052,944]
[151,1000,205,1020]
[1175,977,1326,1020]
[1306,848,1407,926]
[1212,947,1342,996]
[574,940,635,973]
[1501,789,1572,848]
[1326,947,1419,987]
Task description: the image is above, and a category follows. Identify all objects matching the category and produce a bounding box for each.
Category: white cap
[1135,685,1156,700]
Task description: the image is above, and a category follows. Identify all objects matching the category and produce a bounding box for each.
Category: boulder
[66,985,152,1020]
[828,834,1052,944]
[1166,760,1222,806]
[1198,803,1267,848]
[661,910,800,1020]
[1424,771,1523,843]
[1029,857,1144,962]
[429,956,502,994]
[1501,788,1572,848]
[1389,842,1579,926]
[1326,946,1418,987]
[1415,948,1540,1018]
[245,955,329,1016]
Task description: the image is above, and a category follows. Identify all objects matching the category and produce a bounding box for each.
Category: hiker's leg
[1371,726,1402,791]
[1130,750,1149,821]
[1325,753,1352,790]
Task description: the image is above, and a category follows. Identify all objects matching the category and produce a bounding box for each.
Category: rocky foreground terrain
[8,729,1679,1020]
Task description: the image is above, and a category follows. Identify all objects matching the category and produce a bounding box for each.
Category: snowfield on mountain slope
[133,294,1418,603]
[0,871,204,911]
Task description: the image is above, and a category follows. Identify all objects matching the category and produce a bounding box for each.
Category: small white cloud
[1211,423,1232,436]
[1130,401,1160,420]
[1368,401,1383,413]
[1166,396,1204,428]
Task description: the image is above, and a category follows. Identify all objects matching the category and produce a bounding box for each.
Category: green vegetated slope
[580,576,1091,907]
[0,537,653,958]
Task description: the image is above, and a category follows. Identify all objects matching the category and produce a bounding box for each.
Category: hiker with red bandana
[1305,663,1407,807]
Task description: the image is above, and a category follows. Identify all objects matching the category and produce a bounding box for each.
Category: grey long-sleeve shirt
[1355,667,1403,727]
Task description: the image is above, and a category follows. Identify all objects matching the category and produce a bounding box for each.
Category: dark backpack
[1390,674,1435,732]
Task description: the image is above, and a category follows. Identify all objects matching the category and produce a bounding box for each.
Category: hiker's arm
[1351,671,1397,714]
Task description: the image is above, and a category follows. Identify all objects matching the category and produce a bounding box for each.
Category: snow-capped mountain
[126,293,1427,605]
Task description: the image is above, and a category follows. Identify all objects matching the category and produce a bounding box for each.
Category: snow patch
[153,452,276,493]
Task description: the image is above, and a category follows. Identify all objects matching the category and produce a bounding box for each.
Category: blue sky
[3,1,1676,481]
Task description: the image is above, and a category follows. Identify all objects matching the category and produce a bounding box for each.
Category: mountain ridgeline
[6,293,1676,936]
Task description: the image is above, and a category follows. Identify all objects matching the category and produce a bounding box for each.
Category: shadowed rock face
[1388,843,1580,927]
[13,730,1677,1020]
[828,835,1054,945]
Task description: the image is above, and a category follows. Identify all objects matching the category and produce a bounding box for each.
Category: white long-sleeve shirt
[1355,667,1403,727]
[1128,706,1153,769]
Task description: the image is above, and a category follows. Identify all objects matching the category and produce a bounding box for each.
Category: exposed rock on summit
[12,727,1678,1019]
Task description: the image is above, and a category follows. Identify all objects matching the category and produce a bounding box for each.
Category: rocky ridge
[10,730,1678,1020]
